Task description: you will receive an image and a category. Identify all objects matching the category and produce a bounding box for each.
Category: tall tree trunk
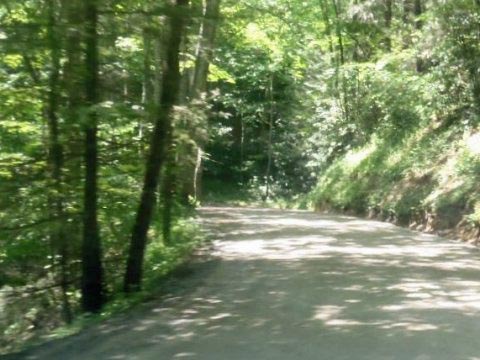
[140,25,157,155]
[82,0,104,313]
[328,0,341,92]
[178,30,195,104]
[161,139,175,246]
[319,0,335,60]
[232,107,243,171]
[62,0,84,281]
[384,0,393,51]
[320,0,344,125]
[154,35,165,106]
[46,0,72,323]
[191,0,221,99]
[332,0,344,66]
[143,28,154,110]
[331,0,349,123]
[63,0,84,131]
[402,0,412,48]
[263,73,274,202]
[193,147,203,198]
[190,0,221,200]
[124,0,189,293]
[162,0,221,239]
[160,3,195,242]
[414,0,424,73]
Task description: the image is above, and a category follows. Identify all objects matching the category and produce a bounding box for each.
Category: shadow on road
[9,207,480,360]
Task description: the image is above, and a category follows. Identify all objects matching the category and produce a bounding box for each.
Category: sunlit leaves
[208,63,235,83]
[2,54,23,69]
[115,36,142,52]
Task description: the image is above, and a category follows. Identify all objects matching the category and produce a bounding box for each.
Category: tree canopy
[1,0,480,352]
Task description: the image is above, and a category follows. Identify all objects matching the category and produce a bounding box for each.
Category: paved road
[9,207,480,359]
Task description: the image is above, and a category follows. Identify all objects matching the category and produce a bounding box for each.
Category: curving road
[8,207,480,359]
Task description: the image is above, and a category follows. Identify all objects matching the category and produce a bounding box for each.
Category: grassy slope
[310,124,480,241]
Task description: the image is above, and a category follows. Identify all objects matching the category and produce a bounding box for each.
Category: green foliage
[0,0,211,352]
[2,0,480,353]
[0,213,204,355]
[312,124,480,229]
[304,0,480,233]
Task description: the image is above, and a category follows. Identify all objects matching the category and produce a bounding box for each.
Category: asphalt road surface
[8,207,480,360]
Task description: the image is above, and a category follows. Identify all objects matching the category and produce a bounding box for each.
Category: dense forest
[1,0,480,353]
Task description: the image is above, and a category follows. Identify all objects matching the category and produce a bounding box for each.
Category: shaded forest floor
[6,207,480,360]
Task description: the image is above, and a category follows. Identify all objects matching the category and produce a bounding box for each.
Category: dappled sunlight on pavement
[15,207,480,360]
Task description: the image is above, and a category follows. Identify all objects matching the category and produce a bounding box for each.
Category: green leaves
[208,63,235,83]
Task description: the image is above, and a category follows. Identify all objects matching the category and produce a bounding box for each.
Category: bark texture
[124,0,189,292]
[82,0,104,313]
